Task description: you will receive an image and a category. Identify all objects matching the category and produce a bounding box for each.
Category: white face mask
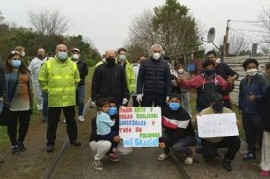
[152,53,161,60]
[178,69,184,74]
[102,58,106,63]
[72,54,79,60]
[119,55,126,61]
[246,69,258,76]
[21,51,25,57]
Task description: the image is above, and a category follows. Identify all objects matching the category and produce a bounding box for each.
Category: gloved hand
[122,98,128,105]
[136,94,143,103]
[166,96,170,103]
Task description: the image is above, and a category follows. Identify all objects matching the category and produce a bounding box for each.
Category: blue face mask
[10,59,21,68]
[168,102,180,111]
[57,51,68,60]
[108,107,117,116]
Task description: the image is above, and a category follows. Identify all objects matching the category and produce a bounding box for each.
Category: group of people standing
[1,43,270,176]
[0,44,88,155]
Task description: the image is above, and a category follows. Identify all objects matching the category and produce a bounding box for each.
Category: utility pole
[222,20,230,62]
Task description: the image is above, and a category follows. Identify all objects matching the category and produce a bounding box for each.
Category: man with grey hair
[136,44,171,107]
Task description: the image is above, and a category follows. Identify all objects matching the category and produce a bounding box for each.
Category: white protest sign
[119,107,162,147]
[197,113,239,138]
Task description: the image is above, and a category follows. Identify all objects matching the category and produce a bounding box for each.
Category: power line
[230,20,265,23]
[230,28,264,33]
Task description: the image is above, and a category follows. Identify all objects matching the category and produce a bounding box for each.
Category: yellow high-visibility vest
[38,57,80,107]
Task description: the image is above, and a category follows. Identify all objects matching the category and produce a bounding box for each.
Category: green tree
[152,0,199,56]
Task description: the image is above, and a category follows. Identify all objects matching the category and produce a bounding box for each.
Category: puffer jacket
[137,57,171,96]
[239,73,268,114]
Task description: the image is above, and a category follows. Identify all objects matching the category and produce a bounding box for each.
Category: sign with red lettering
[119,107,162,147]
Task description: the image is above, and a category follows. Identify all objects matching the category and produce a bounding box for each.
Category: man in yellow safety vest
[38,44,81,153]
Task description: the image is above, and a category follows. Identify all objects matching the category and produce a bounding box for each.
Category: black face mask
[106,58,115,66]
[212,102,224,112]
[203,69,215,76]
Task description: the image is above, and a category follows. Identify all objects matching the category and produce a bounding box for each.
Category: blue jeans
[76,86,85,115]
[42,91,48,121]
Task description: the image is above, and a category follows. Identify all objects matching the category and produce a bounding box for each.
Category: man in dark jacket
[239,58,269,160]
[71,48,88,122]
[91,49,129,107]
[206,51,239,109]
[136,44,171,107]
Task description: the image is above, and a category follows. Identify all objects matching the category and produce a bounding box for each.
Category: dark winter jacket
[91,63,129,105]
[260,86,270,131]
[76,59,88,86]
[136,57,171,96]
[239,73,268,114]
[159,106,194,147]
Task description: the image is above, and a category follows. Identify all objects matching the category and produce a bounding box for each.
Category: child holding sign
[158,94,195,165]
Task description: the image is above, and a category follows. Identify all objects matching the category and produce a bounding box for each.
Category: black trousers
[142,94,166,107]
[7,110,31,146]
[201,136,241,161]
[47,106,78,145]
[132,96,140,107]
[242,112,263,152]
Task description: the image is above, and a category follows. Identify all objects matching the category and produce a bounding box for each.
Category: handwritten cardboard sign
[197,113,239,138]
[119,107,162,147]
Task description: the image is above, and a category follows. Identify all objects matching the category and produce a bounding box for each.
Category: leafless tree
[258,8,270,43]
[228,33,249,55]
[0,10,4,24]
[28,9,69,35]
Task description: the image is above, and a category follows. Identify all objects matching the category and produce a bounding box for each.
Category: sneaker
[63,119,66,123]
[157,153,171,161]
[92,160,103,171]
[260,170,269,177]
[107,152,120,162]
[90,101,96,108]
[243,152,255,160]
[47,145,55,153]
[78,115,85,122]
[223,159,232,171]
[70,140,81,147]
[18,142,26,152]
[184,157,193,165]
[11,145,20,155]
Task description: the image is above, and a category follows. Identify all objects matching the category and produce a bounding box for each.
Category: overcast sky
[1,0,269,54]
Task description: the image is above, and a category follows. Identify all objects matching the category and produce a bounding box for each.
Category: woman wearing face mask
[157,94,195,165]
[175,63,191,116]
[2,51,32,155]
[239,58,269,161]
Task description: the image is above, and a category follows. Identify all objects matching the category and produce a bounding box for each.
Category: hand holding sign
[197,113,239,138]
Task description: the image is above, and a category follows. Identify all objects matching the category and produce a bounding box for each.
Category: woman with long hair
[3,50,32,155]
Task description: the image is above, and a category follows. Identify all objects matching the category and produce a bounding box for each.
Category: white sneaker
[184,157,193,165]
[63,119,66,123]
[157,153,171,161]
[78,115,85,122]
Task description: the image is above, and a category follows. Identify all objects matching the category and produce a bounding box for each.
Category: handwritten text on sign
[119,107,161,147]
[197,113,239,138]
